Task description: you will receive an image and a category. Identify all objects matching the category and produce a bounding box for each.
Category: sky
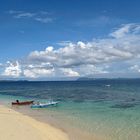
[0,0,140,80]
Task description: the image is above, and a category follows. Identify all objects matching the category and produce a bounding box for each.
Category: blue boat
[31,101,58,108]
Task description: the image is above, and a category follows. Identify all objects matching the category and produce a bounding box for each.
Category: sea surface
[0,79,140,140]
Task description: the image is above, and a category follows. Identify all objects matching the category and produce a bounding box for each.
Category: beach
[0,105,69,140]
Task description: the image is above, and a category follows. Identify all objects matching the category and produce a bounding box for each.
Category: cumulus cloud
[60,68,80,77]
[1,23,140,79]
[29,24,140,68]
[76,64,109,76]
[23,62,54,78]
[129,65,140,73]
[23,68,54,78]
[3,61,22,77]
[27,23,140,78]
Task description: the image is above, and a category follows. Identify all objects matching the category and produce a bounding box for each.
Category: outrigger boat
[31,101,58,108]
[12,100,34,105]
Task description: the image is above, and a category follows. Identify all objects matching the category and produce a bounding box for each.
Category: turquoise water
[0,80,140,140]
[44,101,140,140]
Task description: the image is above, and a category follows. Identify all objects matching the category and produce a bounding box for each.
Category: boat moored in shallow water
[31,101,58,108]
[12,100,34,105]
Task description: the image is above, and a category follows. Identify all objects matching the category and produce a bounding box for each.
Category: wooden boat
[12,100,34,105]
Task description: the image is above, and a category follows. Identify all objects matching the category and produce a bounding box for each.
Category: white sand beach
[0,105,69,140]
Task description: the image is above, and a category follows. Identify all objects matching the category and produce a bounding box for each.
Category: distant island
[76,77,95,81]
[76,77,140,81]
[0,80,29,82]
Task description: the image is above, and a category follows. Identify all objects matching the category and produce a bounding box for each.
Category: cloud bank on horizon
[1,23,140,79]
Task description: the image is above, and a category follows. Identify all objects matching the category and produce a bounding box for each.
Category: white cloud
[57,41,72,46]
[110,24,131,38]
[110,23,140,38]
[8,10,22,14]
[1,23,140,79]
[23,68,54,78]
[14,12,35,18]
[75,16,124,27]
[27,23,140,78]
[34,17,53,23]
[28,37,135,68]
[130,65,140,73]
[3,61,22,77]
[60,68,80,77]
[8,10,53,23]
[23,62,55,78]
[76,64,109,76]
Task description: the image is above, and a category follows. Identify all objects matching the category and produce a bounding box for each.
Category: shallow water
[0,79,140,140]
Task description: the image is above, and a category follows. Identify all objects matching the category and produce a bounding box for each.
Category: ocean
[0,79,140,140]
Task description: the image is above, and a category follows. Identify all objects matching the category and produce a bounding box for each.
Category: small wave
[105,84,111,87]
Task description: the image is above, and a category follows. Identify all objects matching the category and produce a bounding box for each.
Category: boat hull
[12,101,34,105]
[31,102,58,108]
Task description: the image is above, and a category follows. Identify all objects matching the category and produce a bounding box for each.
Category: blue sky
[0,0,140,79]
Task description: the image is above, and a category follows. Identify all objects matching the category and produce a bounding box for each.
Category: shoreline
[0,96,103,140]
[0,105,69,140]
[10,105,103,140]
